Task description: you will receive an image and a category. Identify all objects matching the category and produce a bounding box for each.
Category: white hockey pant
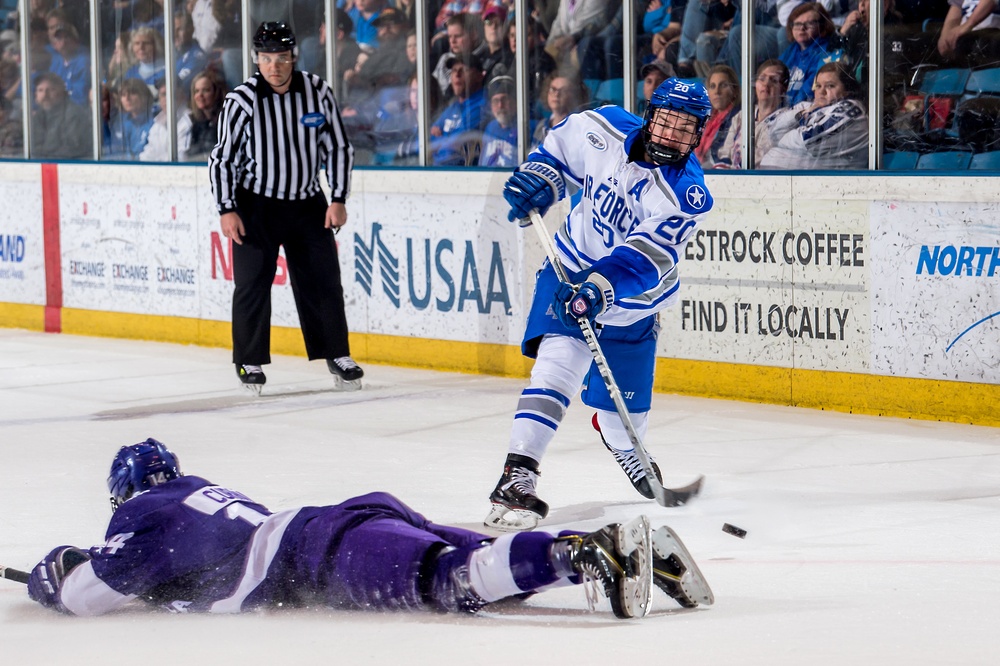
[509,334,648,461]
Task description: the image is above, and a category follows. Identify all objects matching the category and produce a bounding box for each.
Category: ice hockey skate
[592,414,663,499]
[560,515,653,618]
[651,525,714,608]
[236,364,266,396]
[484,454,549,532]
[327,357,364,391]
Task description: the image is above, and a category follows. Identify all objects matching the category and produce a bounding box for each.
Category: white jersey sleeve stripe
[60,561,136,616]
[209,508,300,613]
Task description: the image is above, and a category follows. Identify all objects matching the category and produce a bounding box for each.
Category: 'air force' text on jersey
[536,106,713,327]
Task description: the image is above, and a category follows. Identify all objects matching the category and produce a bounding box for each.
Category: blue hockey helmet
[642,78,713,165]
[108,438,181,511]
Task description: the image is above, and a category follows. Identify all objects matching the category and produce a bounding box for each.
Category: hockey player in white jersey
[485,78,714,532]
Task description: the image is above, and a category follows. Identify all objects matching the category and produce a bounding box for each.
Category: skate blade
[483,504,540,532]
[240,382,263,397]
[652,526,714,606]
[332,376,363,392]
[616,515,653,618]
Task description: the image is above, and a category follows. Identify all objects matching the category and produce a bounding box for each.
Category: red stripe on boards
[41,163,62,332]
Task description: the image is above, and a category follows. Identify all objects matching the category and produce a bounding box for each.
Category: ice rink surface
[1,328,998,665]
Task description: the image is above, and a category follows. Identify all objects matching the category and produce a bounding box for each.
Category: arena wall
[1,162,997,426]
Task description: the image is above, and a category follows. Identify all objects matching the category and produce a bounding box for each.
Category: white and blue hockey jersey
[532,106,713,327]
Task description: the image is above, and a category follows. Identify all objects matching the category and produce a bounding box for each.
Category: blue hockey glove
[27,546,91,612]
[503,156,567,225]
[553,274,615,328]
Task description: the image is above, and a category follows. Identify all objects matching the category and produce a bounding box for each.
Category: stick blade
[653,475,705,508]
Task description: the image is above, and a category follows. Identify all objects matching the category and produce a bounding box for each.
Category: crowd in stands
[0,0,997,167]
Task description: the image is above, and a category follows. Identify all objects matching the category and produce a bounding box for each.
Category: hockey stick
[1,565,29,584]
[527,209,703,507]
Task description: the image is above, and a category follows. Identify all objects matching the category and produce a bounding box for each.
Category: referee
[209,22,363,393]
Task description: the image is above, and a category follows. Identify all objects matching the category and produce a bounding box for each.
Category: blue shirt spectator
[105,79,156,160]
[431,53,488,165]
[780,3,842,106]
[45,17,89,106]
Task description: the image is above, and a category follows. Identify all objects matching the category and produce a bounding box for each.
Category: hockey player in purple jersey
[25,439,713,618]
[486,79,714,531]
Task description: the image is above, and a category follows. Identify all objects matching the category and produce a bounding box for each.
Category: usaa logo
[586,132,606,151]
[300,112,325,128]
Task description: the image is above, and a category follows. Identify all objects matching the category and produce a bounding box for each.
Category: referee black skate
[209,21,363,394]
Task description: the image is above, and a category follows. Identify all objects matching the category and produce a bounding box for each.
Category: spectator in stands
[838,0,903,88]
[344,7,412,94]
[372,71,440,165]
[140,77,192,162]
[132,0,166,33]
[432,13,488,99]
[174,11,208,91]
[674,0,738,78]
[0,58,19,108]
[760,62,868,169]
[481,4,511,83]
[532,70,588,147]
[544,0,608,72]
[0,96,24,156]
[718,58,790,168]
[435,1,501,32]
[638,59,674,114]
[479,75,519,166]
[695,63,740,168]
[125,26,166,92]
[30,72,91,158]
[213,0,244,91]
[937,0,1000,60]
[430,52,488,165]
[350,0,389,52]
[780,2,841,106]
[105,77,156,160]
[105,32,135,95]
[45,10,89,106]
[711,0,788,75]
[186,68,226,160]
[492,15,556,114]
[188,0,221,53]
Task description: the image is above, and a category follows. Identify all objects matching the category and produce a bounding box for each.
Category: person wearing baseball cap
[430,51,488,165]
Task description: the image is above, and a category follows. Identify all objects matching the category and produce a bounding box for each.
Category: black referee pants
[231,188,351,365]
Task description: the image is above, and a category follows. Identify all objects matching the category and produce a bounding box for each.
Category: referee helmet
[253,21,297,57]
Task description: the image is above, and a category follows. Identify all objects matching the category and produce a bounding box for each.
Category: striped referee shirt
[209,70,354,214]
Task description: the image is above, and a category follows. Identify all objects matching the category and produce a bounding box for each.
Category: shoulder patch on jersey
[685,184,708,210]
[300,112,326,128]
[585,131,607,151]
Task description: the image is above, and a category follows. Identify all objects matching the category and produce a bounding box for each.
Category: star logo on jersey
[686,184,707,210]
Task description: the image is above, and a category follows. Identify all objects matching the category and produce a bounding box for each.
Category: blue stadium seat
[969,151,1000,170]
[919,68,971,95]
[883,151,920,170]
[965,67,1000,96]
[915,151,973,170]
[583,79,601,101]
[594,79,624,106]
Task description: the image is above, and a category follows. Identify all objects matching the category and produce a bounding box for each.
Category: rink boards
[0,162,997,426]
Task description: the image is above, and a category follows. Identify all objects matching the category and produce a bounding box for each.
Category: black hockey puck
[722,523,747,539]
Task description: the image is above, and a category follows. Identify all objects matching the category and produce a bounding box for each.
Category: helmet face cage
[642,79,712,165]
[643,107,704,165]
[108,439,181,512]
[252,21,298,63]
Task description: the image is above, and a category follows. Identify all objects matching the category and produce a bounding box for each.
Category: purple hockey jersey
[53,477,486,616]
